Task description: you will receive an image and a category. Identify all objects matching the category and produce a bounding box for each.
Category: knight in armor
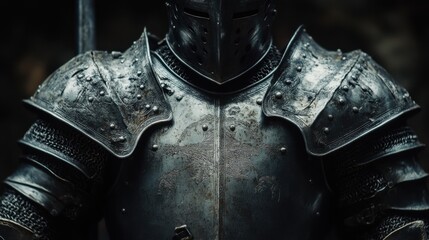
[1,0,429,239]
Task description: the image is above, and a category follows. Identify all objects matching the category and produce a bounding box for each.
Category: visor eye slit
[184,8,210,19]
[233,9,259,19]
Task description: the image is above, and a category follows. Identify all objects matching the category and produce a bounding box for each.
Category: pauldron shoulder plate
[24,29,172,158]
[263,26,419,156]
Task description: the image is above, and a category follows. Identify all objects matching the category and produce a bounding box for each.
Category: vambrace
[0,118,112,239]
[324,123,429,240]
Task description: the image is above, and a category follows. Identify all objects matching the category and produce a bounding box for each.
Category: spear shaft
[77,0,95,54]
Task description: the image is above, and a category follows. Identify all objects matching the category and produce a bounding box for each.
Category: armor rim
[154,41,277,95]
[165,36,273,87]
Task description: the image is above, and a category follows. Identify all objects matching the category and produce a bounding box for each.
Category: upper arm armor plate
[263,26,419,156]
[23,29,172,158]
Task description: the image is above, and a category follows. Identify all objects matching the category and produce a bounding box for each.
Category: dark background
[0,0,428,238]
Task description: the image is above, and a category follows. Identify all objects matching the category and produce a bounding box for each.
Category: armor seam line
[18,140,93,178]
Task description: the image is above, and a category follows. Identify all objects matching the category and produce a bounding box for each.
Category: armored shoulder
[263,26,419,156]
[24,29,172,158]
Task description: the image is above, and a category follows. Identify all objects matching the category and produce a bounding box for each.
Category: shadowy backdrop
[0,0,428,239]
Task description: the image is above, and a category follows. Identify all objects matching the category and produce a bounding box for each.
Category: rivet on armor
[120,59,125,63]
[323,127,330,134]
[342,56,347,61]
[121,208,126,214]
[100,91,105,96]
[152,106,159,113]
[176,95,184,101]
[352,107,359,113]
[137,94,142,100]
[328,114,334,121]
[86,76,92,82]
[351,75,358,81]
[403,93,410,99]
[280,147,287,153]
[296,66,302,72]
[145,104,151,110]
[137,70,142,76]
[309,179,313,184]
[275,91,283,99]
[119,136,126,142]
[88,96,94,102]
[202,124,208,131]
[110,123,116,130]
[256,98,263,105]
[168,88,175,95]
[229,125,236,131]
[152,144,159,151]
[133,41,137,45]
[133,58,139,63]
[304,43,310,48]
[357,65,364,72]
[77,73,84,79]
[139,84,145,90]
[111,51,122,59]
[285,79,292,85]
[338,97,346,105]
[342,85,349,91]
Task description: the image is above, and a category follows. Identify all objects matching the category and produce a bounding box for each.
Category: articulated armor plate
[263,27,419,156]
[0,219,34,240]
[24,30,172,158]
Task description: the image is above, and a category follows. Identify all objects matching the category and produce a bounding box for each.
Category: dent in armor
[104,55,333,240]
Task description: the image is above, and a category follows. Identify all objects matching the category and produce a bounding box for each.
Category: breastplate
[104,57,334,240]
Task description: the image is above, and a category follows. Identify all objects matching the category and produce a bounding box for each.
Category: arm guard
[1,118,112,239]
[324,122,429,240]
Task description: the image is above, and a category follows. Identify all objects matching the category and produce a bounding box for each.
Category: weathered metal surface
[104,53,333,240]
[263,27,419,156]
[23,30,172,158]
